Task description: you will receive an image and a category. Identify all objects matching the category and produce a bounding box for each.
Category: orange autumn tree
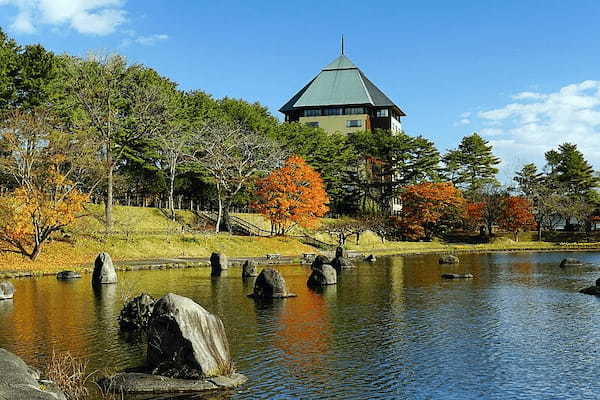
[252,156,329,235]
[497,196,535,241]
[465,202,486,231]
[396,182,465,240]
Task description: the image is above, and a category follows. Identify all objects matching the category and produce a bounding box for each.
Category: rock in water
[250,269,296,298]
[311,255,330,270]
[307,264,337,287]
[335,246,347,259]
[92,252,117,284]
[0,348,67,399]
[242,260,258,277]
[147,293,232,379]
[210,252,228,276]
[579,278,600,295]
[442,273,473,279]
[119,293,157,332]
[56,270,81,280]
[331,256,355,270]
[0,281,14,300]
[560,258,584,268]
[439,255,460,264]
[365,254,376,262]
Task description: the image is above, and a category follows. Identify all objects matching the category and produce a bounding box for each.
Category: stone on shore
[242,260,258,277]
[307,264,337,287]
[118,293,157,332]
[365,254,376,262]
[92,252,117,285]
[439,255,460,264]
[210,252,228,276]
[147,293,232,379]
[560,258,584,268]
[249,268,296,298]
[311,255,330,270]
[0,281,14,300]
[0,348,67,400]
[56,271,81,280]
[331,256,355,270]
[442,273,473,279]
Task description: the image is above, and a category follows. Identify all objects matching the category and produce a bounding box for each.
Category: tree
[66,54,172,230]
[320,218,367,246]
[443,132,500,193]
[514,163,543,199]
[252,156,329,235]
[498,196,535,241]
[546,143,598,196]
[468,183,507,237]
[395,182,465,240]
[191,121,285,233]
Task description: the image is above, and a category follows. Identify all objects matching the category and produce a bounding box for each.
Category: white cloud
[134,33,168,45]
[0,0,126,35]
[475,80,600,174]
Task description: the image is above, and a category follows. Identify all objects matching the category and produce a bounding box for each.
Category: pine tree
[514,163,543,199]
[550,143,598,195]
[443,133,500,194]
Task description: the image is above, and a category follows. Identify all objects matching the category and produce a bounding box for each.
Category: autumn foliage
[395,182,465,240]
[465,202,486,230]
[497,196,535,241]
[252,156,329,235]
[0,163,89,260]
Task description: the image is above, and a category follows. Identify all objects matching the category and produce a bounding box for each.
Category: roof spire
[341,34,344,55]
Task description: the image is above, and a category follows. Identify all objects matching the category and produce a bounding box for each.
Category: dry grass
[44,350,94,400]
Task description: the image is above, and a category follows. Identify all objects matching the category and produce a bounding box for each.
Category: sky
[1,0,600,180]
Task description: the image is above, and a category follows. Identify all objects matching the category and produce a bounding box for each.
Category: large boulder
[118,293,157,332]
[307,264,337,287]
[242,260,258,278]
[0,348,66,400]
[249,268,296,298]
[311,255,330,270]
[580,278,600,296]
[331,256,355,270]
[439,255,460,264]
[0,281,14,300]
[210,253,228,276]
[147,293,232,379]
[92,252,117,285]
[560,258,584,268]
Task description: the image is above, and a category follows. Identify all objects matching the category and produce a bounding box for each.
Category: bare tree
[66,53,169,230]
[190,121,285,233]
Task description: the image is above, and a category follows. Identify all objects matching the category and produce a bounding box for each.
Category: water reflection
[1,252,600,399]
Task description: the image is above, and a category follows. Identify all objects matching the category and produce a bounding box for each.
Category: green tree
[546,143,598,196]
[443,132,500,194]
[514,163,543,199]
[0,28,20,110]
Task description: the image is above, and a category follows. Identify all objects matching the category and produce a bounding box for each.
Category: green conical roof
[280,55,404,115]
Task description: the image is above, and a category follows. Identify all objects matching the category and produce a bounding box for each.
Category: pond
[1,251,600,399]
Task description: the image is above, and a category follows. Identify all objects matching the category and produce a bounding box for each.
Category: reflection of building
[280,51,405,135]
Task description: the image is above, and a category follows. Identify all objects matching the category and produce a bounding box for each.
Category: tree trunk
[215,187,222,233]
[222,201,232,233]
[537,221,543,242]
[105,161,114,231]
[169,171,176,220]
[30,243,42,261]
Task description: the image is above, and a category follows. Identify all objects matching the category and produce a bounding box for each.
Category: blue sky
[1,0,600,179]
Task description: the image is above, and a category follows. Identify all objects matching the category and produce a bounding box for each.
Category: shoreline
[2,243,600,280]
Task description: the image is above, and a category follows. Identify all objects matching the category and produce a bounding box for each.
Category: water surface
[1,251,600,399]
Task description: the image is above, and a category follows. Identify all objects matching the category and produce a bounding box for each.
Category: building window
[323,107,343,116]
[345,107,364,115]
[306,122,319,127]
[346,120,362,128]
[376,109,389,117]
[304,109,321,117]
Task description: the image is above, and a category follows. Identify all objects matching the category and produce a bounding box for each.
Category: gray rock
[56,271,81,280]
[92,252,117,285]
[147,293,232,379]
[311,255,330,270]
[442,273,473,279]
[210,252,228,276]
[118,293,156,332]
[0,281,14,300]
[335,246,347,258]
[307,264,337,287]
[242,260,258,277]
[580,286,600,295]
[439,255,460,264]
[365,254,376,262]
[560,258,584,268]
[0,348,66,400]
[98,371,247,394]
[250,268,296,298]
[331,256,355,270]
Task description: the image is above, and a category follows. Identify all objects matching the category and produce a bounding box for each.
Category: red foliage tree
[252,156,329,235]
[395,182,465,240]
[497,196,535,241]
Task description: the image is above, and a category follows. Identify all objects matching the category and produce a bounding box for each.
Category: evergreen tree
[548,143,598,196]
[514,163,543,199]
[0,28,20,110]
[443,132,500,194]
